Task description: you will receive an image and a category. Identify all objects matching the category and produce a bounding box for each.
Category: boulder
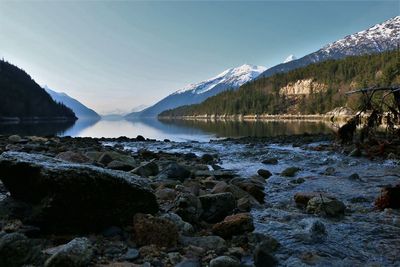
[131,160,159,177]
[174,193,203,224]
[55,151,91,164]
[161,213,194,235]
[133,213,179,248]
[281,167,301,177]
[107,160,136,171]
[294,192,321,207]
[0,233,44,267]
[253,238,280,267]
[261,157,278,165]
[0,151,158,233]
[306,196,346,217]
[375,184,400,210]
[209,255,240,267]
[44,237,93,267]
[199,193,236,223]
[160,163,191,181]
[257,169,272,179]
[212,213,254,238]
[8,135,21,143]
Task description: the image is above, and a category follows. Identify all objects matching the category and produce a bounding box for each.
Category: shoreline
[158,114,353,122]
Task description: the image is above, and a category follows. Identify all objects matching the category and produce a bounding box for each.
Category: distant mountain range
[260,16,400,78]
[126,64,266,119]
[0,60,76,121]
[44,86,100,120]
[128,16,399,119]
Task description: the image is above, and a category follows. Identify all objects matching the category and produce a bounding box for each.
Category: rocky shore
[0,134,399,266]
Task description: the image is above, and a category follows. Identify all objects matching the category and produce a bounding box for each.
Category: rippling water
[115,139,400,266]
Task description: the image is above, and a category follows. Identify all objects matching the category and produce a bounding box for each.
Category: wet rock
[44,237,93,267]
[233,181,265,204]
[290,178,305,184]
[0,233,44,267]
[253,238,279,267]
[281,167,301,177]
[323,167,335,175]
[211,181,229,194]
[131,161,159,177]
[0,151,158,233]
[8,135,21,143]
[201,153,214,163]
[120,248,139,261]
[133,213,179,248]
[161,213,194,235]
[174,193,203,224]
[348,173,361,180]
[257,169,272,179]
[306,196,346,217]
[299,218,327,242]
[294,192,321,207]
[160,163,191,181]
[199,193,236,223]
[349,148,361,157]
[209,255,240,267]
[375,184,400,210]
[237,197,252,212]
[136,135,146,141]
[262,157,278,165]
[212,213,254,239]
[180,236,226,251]
[98,152,114,165]
[56,151,91,163]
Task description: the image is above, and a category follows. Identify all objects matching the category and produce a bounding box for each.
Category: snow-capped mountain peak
[175,64,266,95]
[321,15,400,55]
[126,64,266,118]
[284,55,297,63]
[261,16,400,78]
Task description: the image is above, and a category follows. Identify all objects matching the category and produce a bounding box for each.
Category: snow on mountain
[261,16,400,78]
[283,55,297,63]
[44,86,100,120]
[126,64,266,118]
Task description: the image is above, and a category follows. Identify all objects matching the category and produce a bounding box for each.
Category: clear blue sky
[0,1,398,114]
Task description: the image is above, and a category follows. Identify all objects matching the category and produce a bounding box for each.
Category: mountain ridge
[126,64,266,119]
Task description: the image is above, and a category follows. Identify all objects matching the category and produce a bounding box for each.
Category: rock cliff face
[279,79,326,96]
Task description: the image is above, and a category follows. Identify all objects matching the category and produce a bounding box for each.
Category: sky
[0,1,399,115]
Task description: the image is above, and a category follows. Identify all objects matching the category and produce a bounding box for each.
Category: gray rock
[120,248,139,261]
[262,157,278,165]
[348,173,361,180]
[257,169,272,179]
[160,163,191,181]
[306,196,346,217]
[56,151,91,164]
[161,212,194,235]
[174,193,203,224]
[180,235,226,251]
[0,151,158,233]
[0,233,43,267]
[210,255,240,267]
[44,237,93,267]
[253,238,279,267]
[281,167,301,177]
[8,135,21,143]
[199,193,236,223]
[107,160,136,171]
[131,160,159,177]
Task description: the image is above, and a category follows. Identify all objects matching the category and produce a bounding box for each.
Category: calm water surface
[0,118,334,141]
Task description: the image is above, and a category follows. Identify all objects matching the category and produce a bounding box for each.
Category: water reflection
[0,120,76,136]
[0,118,335,141]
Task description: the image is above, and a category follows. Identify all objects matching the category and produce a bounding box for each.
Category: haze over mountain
[260,16,400,78]
[126,64,266,119]
[44,86,100,120]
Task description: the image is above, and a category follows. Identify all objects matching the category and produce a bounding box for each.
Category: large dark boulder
[199,193,236,223]
[0,151,159,233]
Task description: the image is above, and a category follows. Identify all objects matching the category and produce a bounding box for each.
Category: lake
[0,118,335,141]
